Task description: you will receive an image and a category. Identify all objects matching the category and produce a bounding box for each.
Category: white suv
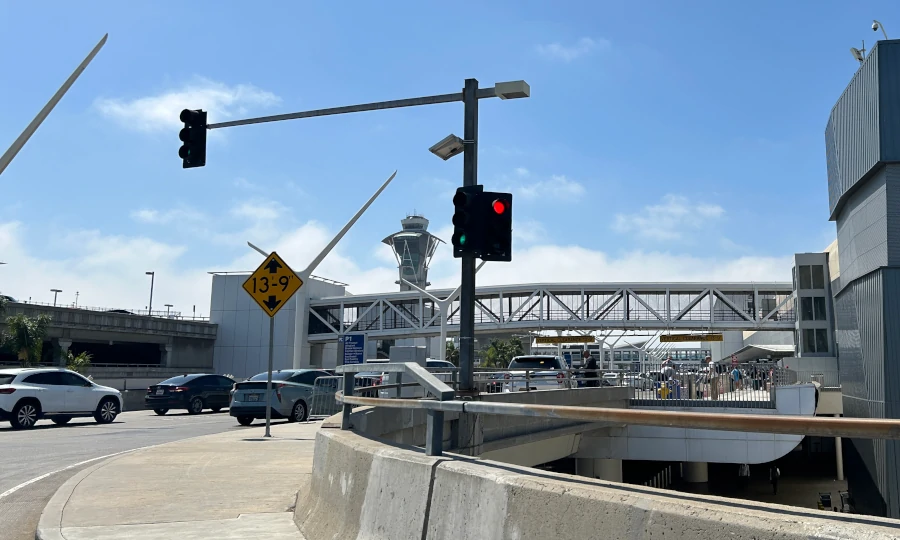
[0,368,123,429]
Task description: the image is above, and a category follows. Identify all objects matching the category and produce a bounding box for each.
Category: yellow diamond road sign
[242,251,303,318]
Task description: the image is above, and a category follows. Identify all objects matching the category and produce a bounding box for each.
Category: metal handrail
[336,382,900,457]
[335,362,455,456]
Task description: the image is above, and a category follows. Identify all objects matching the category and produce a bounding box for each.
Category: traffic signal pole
[459,78,479,394]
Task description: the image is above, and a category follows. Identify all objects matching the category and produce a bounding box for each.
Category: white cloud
[94,77,281,133]
[0,215,792,318]
[233,178,259,190]
[515,167,530,177]
[514,174,586,201]
[513,219,546,243]
[536,37,607,62]
[613,194,725,241]
[131,206,205,225]
[229,199,287,222]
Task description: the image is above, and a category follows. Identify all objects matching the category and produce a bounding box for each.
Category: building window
[803,328,830,353]
[814,297,827,320]
[812,265,825,289]
[799,266,812,289]
[801,297,814,321]
[816,329,829,352]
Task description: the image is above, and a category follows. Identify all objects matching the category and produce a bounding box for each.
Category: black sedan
[145,373,235,415]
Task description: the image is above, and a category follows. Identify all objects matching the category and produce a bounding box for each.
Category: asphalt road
[0,409,270,540]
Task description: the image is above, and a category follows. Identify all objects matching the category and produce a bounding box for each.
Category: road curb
[34,451,138,540]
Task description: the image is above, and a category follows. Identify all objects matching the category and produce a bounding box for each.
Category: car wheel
[94,398,119,424]
[237,416,254,426]
[154,408,169,416]
[11,401,40,429]
[187,397,204,415]
[52,416,72,425]
[210,407,223,413]
[290,400,308,423]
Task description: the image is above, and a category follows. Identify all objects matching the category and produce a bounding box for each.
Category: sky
[0,1,893,316]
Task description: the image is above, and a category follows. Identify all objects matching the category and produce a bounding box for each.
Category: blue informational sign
[340,334,366,365]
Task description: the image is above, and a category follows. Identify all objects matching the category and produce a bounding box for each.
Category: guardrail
[333,362,885,457]
[335,363,455,456]
[1,300,210,320]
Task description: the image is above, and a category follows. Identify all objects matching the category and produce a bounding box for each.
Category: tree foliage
[67,350,93,374]
[445,341,460,366]
[2,314,51,367]
[480,337,524,369]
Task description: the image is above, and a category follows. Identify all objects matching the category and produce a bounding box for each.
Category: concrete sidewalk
[36,421,317,539]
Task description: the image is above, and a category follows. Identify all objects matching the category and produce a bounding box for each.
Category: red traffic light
[492,199,507,214]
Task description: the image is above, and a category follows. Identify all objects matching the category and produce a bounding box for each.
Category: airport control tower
[382,214,443,291]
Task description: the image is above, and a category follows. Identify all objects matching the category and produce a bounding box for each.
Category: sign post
[242,251,304,438]
[339,334,367,366]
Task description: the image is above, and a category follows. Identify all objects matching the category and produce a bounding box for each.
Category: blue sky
[0,1,893,313]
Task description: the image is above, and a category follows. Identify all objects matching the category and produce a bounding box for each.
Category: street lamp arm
[207,88,500,130]
[301,170,397,278]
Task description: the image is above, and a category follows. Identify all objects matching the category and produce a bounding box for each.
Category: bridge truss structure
[307,282,796,342]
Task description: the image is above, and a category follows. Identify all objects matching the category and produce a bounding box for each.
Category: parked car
[501,356,572,392]
[379,359,457,398]
[0,368,123,429]
[229,369,332,426]
[145,374,235,415]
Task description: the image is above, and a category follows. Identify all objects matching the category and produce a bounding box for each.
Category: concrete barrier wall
[297,424,900,540]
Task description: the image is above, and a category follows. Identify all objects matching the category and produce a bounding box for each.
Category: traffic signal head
[178,109,207,169]
[451,185,483,257]
[481,192,512,262]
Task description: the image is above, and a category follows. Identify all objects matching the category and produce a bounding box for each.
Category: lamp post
[200,78,529,394]
[146,271,155,315]
[50,289,62,306]
[164,304,173,316]
[427,79,531,393]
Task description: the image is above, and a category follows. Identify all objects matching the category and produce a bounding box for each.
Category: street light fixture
[146,272,155,316]
[50,289,62,306]
[429,134,465,161]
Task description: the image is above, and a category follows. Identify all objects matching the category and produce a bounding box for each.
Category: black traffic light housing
[480,191,513,262]
[179,109,207,168]
[452,185,483,257]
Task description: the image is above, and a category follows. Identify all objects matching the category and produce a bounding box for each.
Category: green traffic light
[459,234,466,245]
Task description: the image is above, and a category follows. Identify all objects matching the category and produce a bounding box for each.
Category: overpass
[307,282,796,341]
[0,302,217,370]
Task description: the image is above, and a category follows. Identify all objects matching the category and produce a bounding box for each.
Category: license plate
[248,394,259,402]
[156,388,164,396]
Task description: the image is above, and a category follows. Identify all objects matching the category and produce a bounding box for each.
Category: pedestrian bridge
[307,281,796,341]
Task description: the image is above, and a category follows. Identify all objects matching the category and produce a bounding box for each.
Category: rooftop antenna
[873,20,889,41]
[851,40,867,64]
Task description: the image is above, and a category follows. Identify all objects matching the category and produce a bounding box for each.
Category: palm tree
[66,350,92,374]
[3,314,51,367]
[445,341,460,366]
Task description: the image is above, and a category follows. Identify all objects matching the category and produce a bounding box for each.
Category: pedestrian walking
[583,351,599,388]
[770,466,780,495]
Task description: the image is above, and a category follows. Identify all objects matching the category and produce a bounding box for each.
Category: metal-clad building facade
[826,39,900,518]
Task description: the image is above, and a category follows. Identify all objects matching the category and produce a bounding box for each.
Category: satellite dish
[851,47,865,63]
